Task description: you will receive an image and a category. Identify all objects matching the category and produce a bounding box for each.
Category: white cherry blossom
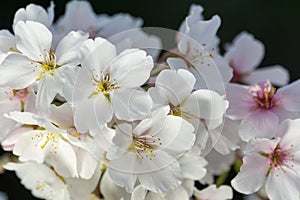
[65,37,153,134]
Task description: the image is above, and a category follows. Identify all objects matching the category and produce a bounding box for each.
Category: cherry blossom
[226,80,300,141]
[231,119,300,200]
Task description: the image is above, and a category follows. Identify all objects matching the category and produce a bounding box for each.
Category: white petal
[179,153,207,180]
[75,148,98,179]
[101,172,131,200]
[46,137,78,178]
[265,166,300,200]
[5,111,39,125]
[36,74,59,115]
[138,151,183,194]
[154,69,195,106]
[194,184,233,200]
[13,3,54,29]
[63,67,94,104]
[110,49,153,88]
[112,88,152,121]
[79,37,116,77]
[225,32,264,73]
[55,31,89,66]
[0,30,16,52]
[0,53,40,89]
[184,90,228,122]
[231,154,268,194]
[131,185,147,200]
[74,95,113,134]
[108,168,137,193]
[4,162,68,200]
[243,65,289,86]
[15,21,52,61]
[155,115,195,157]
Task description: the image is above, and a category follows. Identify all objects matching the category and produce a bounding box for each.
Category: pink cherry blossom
[226,80,300,141]
[231,118,300,200]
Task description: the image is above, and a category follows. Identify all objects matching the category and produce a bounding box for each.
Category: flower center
[260,143,293,176]
[168,103,196,121]
[36,49,59,81]
[128,135,162,160]
[249,80,278,109]
[89,73,119,101]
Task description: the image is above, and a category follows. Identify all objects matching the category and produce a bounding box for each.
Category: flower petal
[55,31,89,66]
[239,110,279,141]
[231,154,268,194]
[110,49,153,88]
[112,88,152,121]
[243,65,289,86]
[138,151,183,194]
[0,53,40,89]
[225,32,264,74]
[265,166,300,200]
[79,37,116,78]
[277,79,300,112]
[226,83,255,120]
[15,21,52,61]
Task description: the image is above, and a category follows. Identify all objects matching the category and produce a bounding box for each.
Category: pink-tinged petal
[0,53,40,89]
[154,69,195,106]
[277,119,300,150]
[231,154,268,194]
[98,13,142,38]
[239,110,279,141]
[243,65,289,86]
[79,37,116,78]
[277,79,300,112]
[1,126,30,151]
[112,88,152,121]
[245,137,279,155]
[138,151,182,194]
[110,49,153,88]
[225,32,264,74]
[13,130,47,163]
[178,5,204,35]
[265,166,300,200]
[55,31,88,66]
[15,21,52,61]
[186,15,221,48]
[271,105,300,122]
[226,83,255,119]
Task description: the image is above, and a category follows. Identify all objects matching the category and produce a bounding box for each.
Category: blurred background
[0,0,300,199]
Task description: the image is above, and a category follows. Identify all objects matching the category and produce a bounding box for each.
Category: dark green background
[0,0,300,199]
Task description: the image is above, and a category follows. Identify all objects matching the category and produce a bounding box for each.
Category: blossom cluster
[0,1,299,200]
